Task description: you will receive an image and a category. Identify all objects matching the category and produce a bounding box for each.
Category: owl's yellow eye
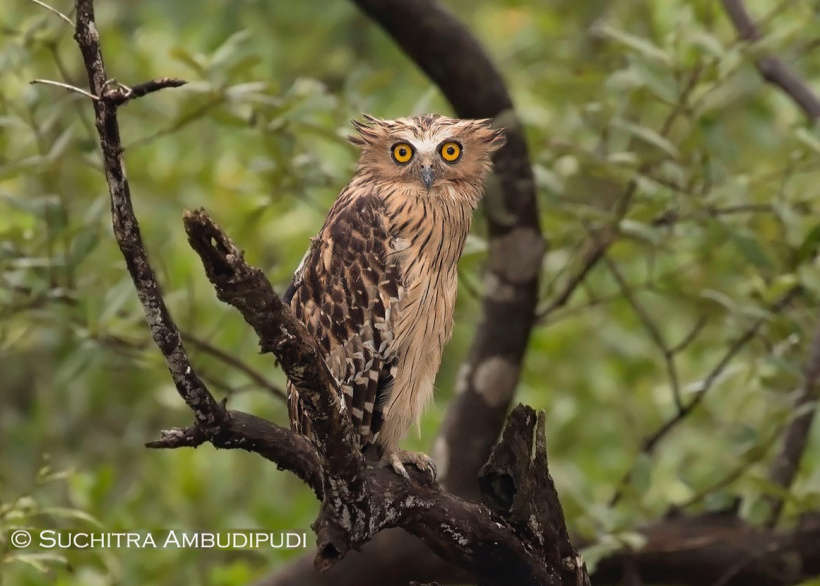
[440,141,462,163]
[391,143,414,164]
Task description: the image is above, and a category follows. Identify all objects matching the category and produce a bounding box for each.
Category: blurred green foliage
[2,0,820,584]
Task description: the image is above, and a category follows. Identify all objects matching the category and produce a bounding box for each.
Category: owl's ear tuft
[471,118,506,152]
[348,116,379,147]
[487,127,507,152]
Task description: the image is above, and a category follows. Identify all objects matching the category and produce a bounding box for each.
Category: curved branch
[146,410,324,498]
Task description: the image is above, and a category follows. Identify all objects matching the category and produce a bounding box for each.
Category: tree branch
[73,0,223,435]
[146,411,324,498]
[593,512,820,586]
[479,407,590,586]
[257,510,820,586]
[182,209,362,487]
[721,0,820,119]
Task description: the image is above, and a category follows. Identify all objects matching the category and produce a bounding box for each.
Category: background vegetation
[2,0,819,584]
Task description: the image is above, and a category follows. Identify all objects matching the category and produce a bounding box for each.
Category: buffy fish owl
[283,114,505,479]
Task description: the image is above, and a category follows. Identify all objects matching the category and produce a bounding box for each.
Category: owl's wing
[285,190,402,447]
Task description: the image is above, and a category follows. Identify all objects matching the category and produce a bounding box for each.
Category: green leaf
[687,30,725,58]
[68,229,100,267]
[592,25,671,65]
[209,30,253,70]
[4,553,68,573]
[794,126,820,155]
[629,453,653,496]
[170,47,206,76]
[35,507,102,526]
[727,230,773,270]
[611,118,681,159]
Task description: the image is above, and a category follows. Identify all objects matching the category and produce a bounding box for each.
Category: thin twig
[182,331,287,400]
[27,0,74,27]
[669,316,709,355]
[30,79,98,100]
[602,252,684,411]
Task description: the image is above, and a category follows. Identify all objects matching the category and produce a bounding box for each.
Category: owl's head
[348,114,506,198]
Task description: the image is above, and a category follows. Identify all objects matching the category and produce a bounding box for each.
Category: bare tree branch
[181,212,586,580]
[181,210,362,483]
[259,510,820,586]
[479,407,589,586]
[30,78,98,100]
[721,0,820,119]
[73,0,224,435]
[146,411,324,498]
[70,0,325,500]
[593,512,820,586]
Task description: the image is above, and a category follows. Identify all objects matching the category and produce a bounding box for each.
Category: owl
[283,114,505,479]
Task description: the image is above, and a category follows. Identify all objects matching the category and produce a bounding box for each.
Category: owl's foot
[380,449,437,482]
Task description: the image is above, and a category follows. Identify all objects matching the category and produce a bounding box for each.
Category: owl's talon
[381,450,437,482]
[391,458,411,481]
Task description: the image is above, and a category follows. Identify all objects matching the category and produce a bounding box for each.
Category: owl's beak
[420,165,435,190]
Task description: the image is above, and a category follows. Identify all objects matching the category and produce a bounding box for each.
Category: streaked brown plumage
[284,114,505,478]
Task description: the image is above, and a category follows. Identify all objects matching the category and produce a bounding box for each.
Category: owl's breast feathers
[285,181,474,451]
